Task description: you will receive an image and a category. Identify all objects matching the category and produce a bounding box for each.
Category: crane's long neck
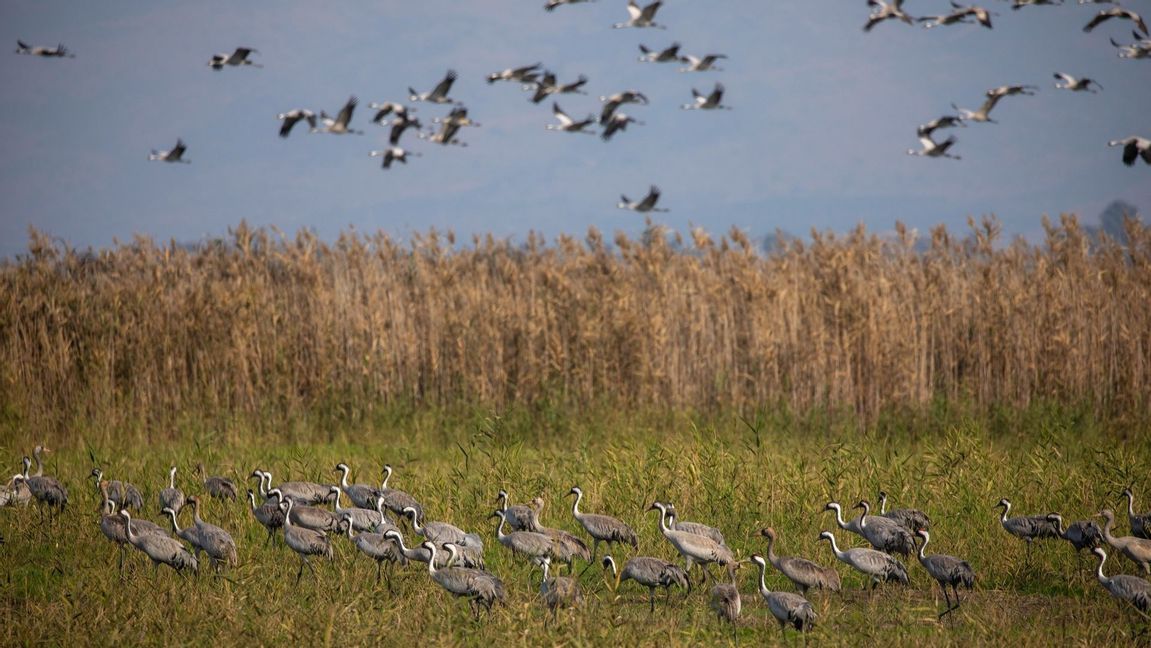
[917,534,928,562]
[169,468,176,489]
[765,534,779,564]
[571,491,583,518]
[192,500,204,525]
[856,503,870,528]
[346,521,357,540]
[541,561,551,593]
[22,458,30,478]
[261,471,272,495]
[879,494,888,515]
[826,535,844,559]
[999,503,1010,523]
[655,505,671,534]
[123,514,136,541]
[381,466,392,489]
[1100,513,1116,543]
[166,508,182,533]
[338,466,350,489]
[247,491,258,513]
[283,499,294,527]
[408,510,423,533]
[1095,552,1109,586]
[830,504,847,529]
[1126,492,1137,517]
[100,484,113,513]
[756,560,770,597]
[331,487,344,510]
[495,513,508,539]
[425,544,438,575]
[32,448,44,476]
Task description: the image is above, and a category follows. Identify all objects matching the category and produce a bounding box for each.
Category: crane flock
[4,446,1151,631]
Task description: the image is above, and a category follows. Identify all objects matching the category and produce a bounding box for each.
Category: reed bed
[2,214,1149,434]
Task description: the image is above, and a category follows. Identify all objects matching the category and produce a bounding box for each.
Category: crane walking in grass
[603,554,690,612]
[914,530,975,618]
[568,486,638,567]
[750,554,816,634]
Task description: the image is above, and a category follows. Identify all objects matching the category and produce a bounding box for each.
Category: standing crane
[995,498,1059,562]
[246,489,284,545]
[1099,508,1151,573]
[99,481,163,574]
[333,463,378,510]
[539,557,583,620]
[818,531,909,588]
[258,470,333,505]
[1092,547,1150,614]
[526,497,591,572]
[378,464,423,519]
[187,496,238,571]
[421,542,506,618]
[280,497,334,583]
[1121,488,1151,539]
[159,466,185,513]
[120,510,198,575]
[161,507,205,561]
[877,490,931,532]
[195,465,237,502]
[602,554,690,612]
[490,509,557,574]
[495,489,536,531]
[568,486,638,564]
[758,527,841,594]
[404,507,484,550]
[91,468,143,511]
[709,567,742,640]
[342,512,406,591]
[1047,513,1103,554]
[914,530,975,618]
[329,486,386,532]
[664,504,726,546]
[650,501,735,583]
[384,529,451,568]
[750,555,817,634]
[270,488,338,532]
[27,446,68,511]
[854,500,916,556]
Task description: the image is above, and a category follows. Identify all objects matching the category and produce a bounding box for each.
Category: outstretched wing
[337,96,357,127]
[640,0,662,21]
[431,70,458,100]
[553,102,573,126]
[708,83,725,105]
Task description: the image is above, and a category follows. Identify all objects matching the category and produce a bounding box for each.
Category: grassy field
[2,404,1149,646]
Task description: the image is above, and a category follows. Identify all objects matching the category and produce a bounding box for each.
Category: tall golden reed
[1,214,1148,431]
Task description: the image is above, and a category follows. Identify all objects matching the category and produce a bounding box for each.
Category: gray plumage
[261,469,334,505]
[665,504,726,546]
[121,510,198,574]
[1122,488,1151,540]
[1047,513,1103,553]
[854,500,916,557]
[281,497,334,583]
[161,506,204,559]
[491,509,558,568]
[159,466,184,513]
[709,570,742,634]
[271,488,338,532]
[2,471,32,507]
[527,499,591,568]
[540,557,583,618]
[335,463,380,510]
[404,507,483,550]
[378,464,424,520]
[329,486,386,532]
[99,483,164,573]
[91,469,143,511]
[187,496,238,570]
[1093,547,1151,613]
[650,502,736,581]
[343,514,406,587]
[25,447,68,511]
[915,530,974,617]
[603,554,690,612]
[496,489,537,531]
[246,489,285,542]
[760,527,841,594]
[996,498,1059,544]
[1099,508,1151,574]
[195,464,237,502]
[423,542,506,617]
[751,555,816,633]
[568,486,638,561]
[385,529,452,567]
[819,530,909,586]
[878,490,931,532]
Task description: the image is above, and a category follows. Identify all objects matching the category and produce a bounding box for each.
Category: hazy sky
[2,1,1148,258]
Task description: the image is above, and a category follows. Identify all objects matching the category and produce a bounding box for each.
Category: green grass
[1,403,1149,646]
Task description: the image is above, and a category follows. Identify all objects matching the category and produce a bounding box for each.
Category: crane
[159,466,185,513]
[709,567,742,640]
[495,489,536,531]
[914,530,975,618]
[750,555,817,634]
[664,504,726,546]
[539,557,583,620]
[650,501,735,583]
[195,464,237,502]
[877,490,931,532]
[490,509,557,573]
[758,527,841,594]
[269,488,338,532]
[1092,547,1150,614]
[421,542,506,618]
[996,498,1059,562]
[1099,508,1151,573]
[187,496,238,571]
[342,512,406,591]
[280,497,334,583]
[120,510,197,575]
[854,500,916,556]
[602,554,690,612]
[818,530,908,588]
[568,486,637,564]
[1121,488,1151,539]
[90,468,143,511]
[246,489,284,545]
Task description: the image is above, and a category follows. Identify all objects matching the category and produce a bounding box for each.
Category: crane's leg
[376,560,383,584]
[649,586,656,613]
[937,581,953,619]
